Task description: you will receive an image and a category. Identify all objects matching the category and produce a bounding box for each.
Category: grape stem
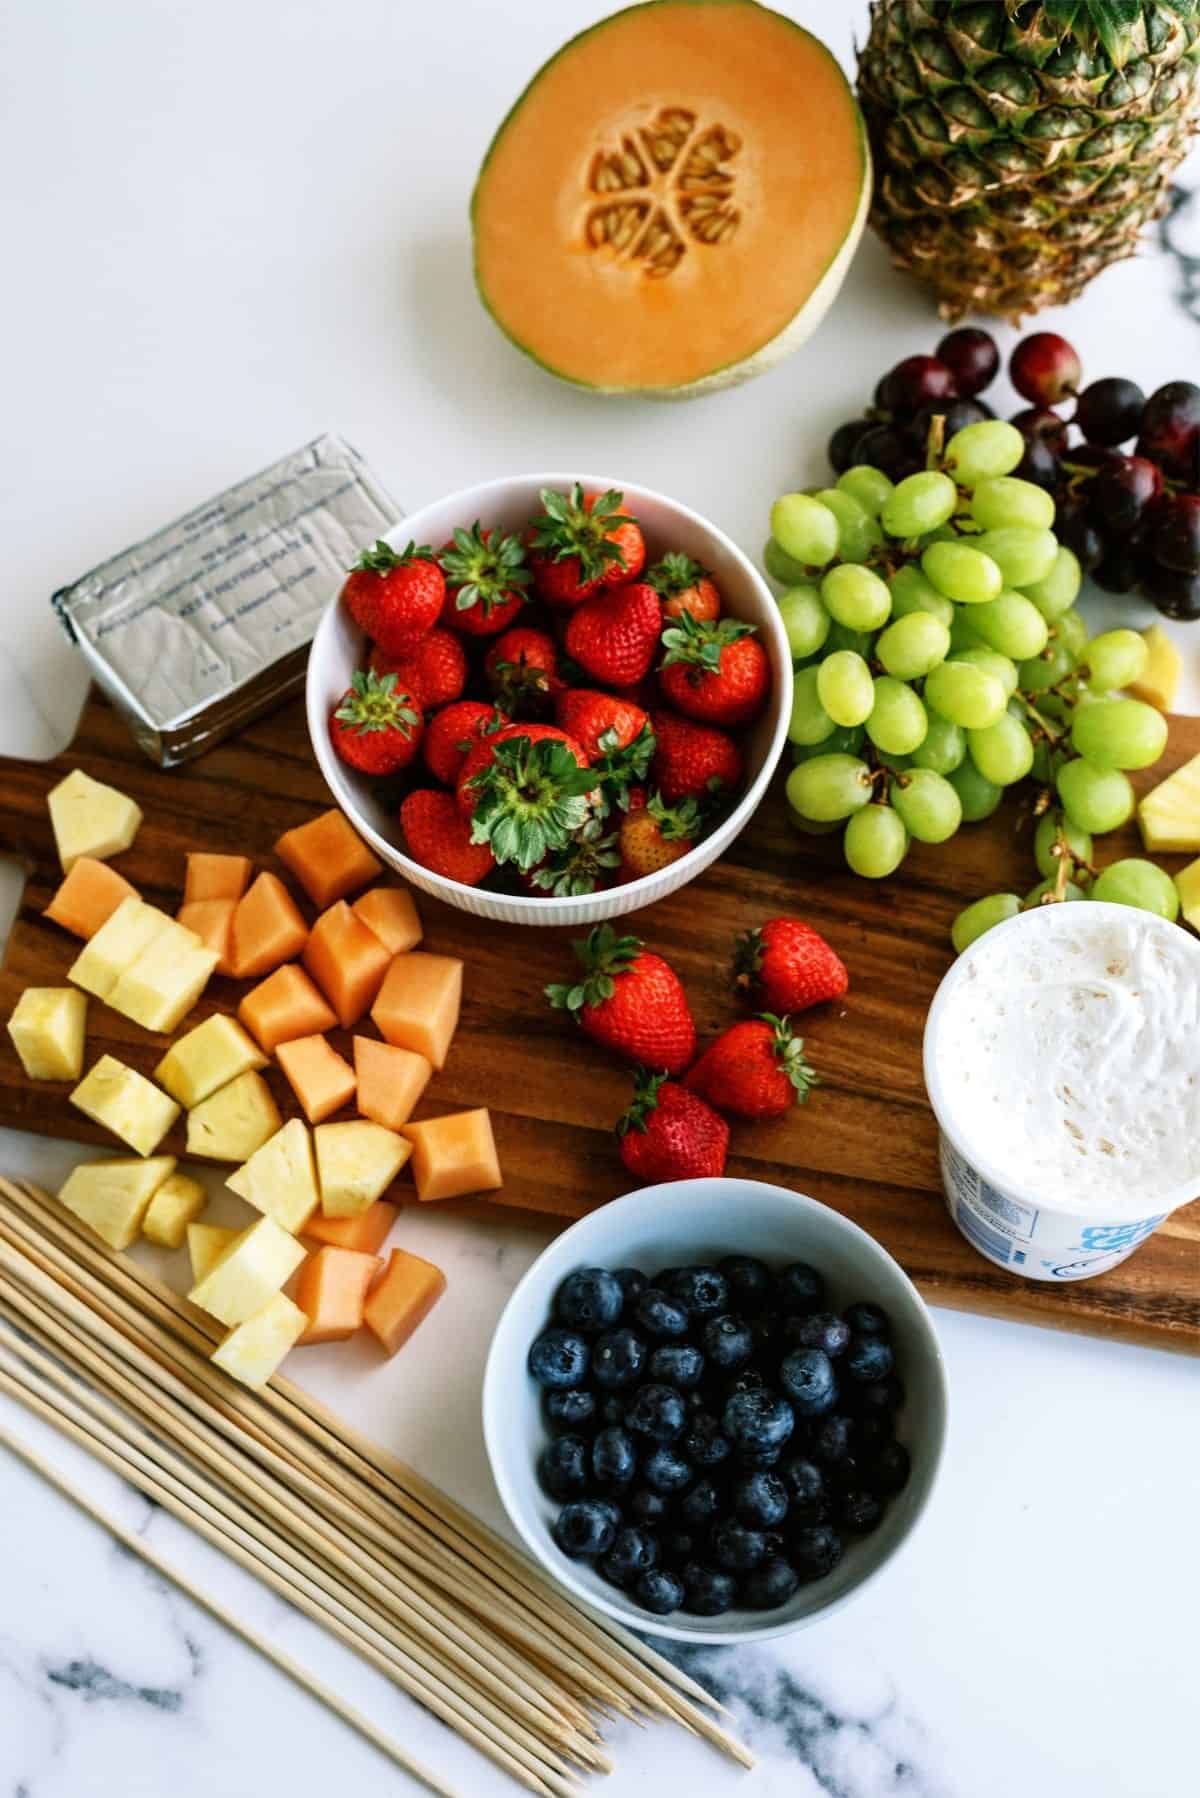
[1014,692,1067,746]
[923,414,947,471]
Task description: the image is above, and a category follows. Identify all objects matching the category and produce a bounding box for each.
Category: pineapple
[141,1172,208,1249]
[187,1221,238,1284]
[188,1214,305,1327]
[47,768,142,871]
[155,1014,267,1108]
[186,1070,281,1163]
[314,1120,411,1218]
[7,987,87,1081]
[1138,751,1200,850]
[210,1292,308,1390]
[1129,624,1183,711]
[858,0,1200,320]
[70,1055,181,1156]
[226,1118,320,1234]
[59,1156,177,1251]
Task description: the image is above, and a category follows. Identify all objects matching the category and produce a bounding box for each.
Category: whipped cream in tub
[923,902,1200,1281]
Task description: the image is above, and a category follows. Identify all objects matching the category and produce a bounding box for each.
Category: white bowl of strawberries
[306,473,792,926]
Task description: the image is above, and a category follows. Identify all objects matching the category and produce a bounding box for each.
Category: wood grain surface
[1,689,1198,1351]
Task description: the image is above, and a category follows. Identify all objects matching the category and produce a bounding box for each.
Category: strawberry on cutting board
[658,611,769,728]
[565,581,662,687]
[341,541,444,656]
[329,671,423,776]
[400,789,495,887]
[685,1015,816,1120]
[735,919,849,1014]
[528,484,646,606]
[651,709,743,805]
[546,924,696,1074]
[617,1070,729,1181]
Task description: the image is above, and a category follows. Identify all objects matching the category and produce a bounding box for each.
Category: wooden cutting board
[2,689,1198,1352]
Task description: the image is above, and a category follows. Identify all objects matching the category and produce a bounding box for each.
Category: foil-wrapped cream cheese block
[52,434,401,766]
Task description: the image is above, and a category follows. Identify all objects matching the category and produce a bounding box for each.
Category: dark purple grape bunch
[830,329,1000,483]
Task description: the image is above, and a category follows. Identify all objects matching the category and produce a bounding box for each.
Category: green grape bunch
[764,420,1174,947]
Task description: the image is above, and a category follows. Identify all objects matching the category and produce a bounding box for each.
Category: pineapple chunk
[188,1221,238,1284]
[109,920,219,1034]
[155,1014,267,1108]
[1129,625,1182,712]
[70,1056,181,1156]
[1175,857,1200,931]
[7,987,87,1080]
[188,1214,305,1326]
[314,1120,411,1218]
[68,898,171,1001]
[186,1070,281,1162]
[211,1292,308,1390]
[1138,753,1200,853]
[226,1118,320,1234]
[59,1155,177,1250]
[141,1172,208,1249]
[47,768,142,872]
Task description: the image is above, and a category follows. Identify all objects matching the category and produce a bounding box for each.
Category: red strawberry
[456,721,588,816]
[484,627,562,714]
[735,920,849,1014]
[617,792,701,882]
[646,553,722,624]
[439,522,530,635]
[658,612,769,728]
[457,725,596,872]
[422,699,502,788]
[341,540,444,657]
[400,789,495,887]
[370,629,466,711]
[556,689,648,763]
[685,1015,816,1120]
[328,671,422,776]
[565,582,662,687]
[546,924,696,1074]
[528,484,646,607]
[651,710,743,805]
[617,1070,729,1182]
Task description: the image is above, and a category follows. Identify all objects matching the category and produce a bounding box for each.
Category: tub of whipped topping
[923,901,1200,1282]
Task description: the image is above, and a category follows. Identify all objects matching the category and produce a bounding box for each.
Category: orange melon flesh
[353,1037,432,1132]
[238,964,338,1054]
[303,1198,399,1255]
[303,902,393,1030]
[230,873,309,980]
[276,1034,357,1125]
[177,899,237,975]
[362,1248,446,1357]
[371,953,462,1070]
[276,810,381,910]
[185,853,252,905]
[44,858,139,940]
[352,886,423,955]
[402,1108,502,1203]
[295,1245,383,1345]
[472,0,868,396]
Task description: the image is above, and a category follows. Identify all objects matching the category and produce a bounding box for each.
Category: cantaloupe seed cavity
[585,107,743,279]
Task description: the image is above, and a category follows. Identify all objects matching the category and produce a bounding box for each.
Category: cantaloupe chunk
[70,1056,181,1156]
[188,1221,238,1284]
[302,1199,399,1255]
[237,964,337,1054]
[352,886,422,955]
[186,1070,281,1162]
[109,920,220,1033]
[295,1246,382,1344]
[314,1120,411,1217]
[59,1155,177,1251]
[211,1291,308,1389]
[68,898,172,1001]
[275,1035,356,1126]
[7,987,87,1081]
[155,1014,267,1108]
[276,810,381,910]
[371,952,462,1070]
[402,1109,501,1203]
[303,902,392,1030]
[226,1117,320,1233]
[47,768,143,871]
[184,852,252,905]
[177,899,236,975]
[352,1036,432,1132]
[142,1172,208,1248]
[188,1213,305,1327]
[230,873,309,980]
[44,858,139,941]
[362,1248,446,1357]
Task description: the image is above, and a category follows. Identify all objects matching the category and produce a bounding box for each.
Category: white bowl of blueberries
[483,1177,948,1643]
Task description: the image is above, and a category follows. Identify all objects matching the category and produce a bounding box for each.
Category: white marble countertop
[3,3,1200,1795]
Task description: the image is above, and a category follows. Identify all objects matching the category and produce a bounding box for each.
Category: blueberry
[659,1527,698,1568]
[853,1413,891,1456]
[554,1267,625,1333]
[844,1372,904,1417]
[654,1265,684,1288]
[544,1389,597,1435]
[600,1396,627,1427]
[538,1434,590,1500]
[633,1290,689,1341]
[791,1523,844,1582]
[838,1487,884,1533]
[630,1487,671,1525]
[780,1456,826,1518]
[736,1442,784,1470]
[683,1412,732,1470]
[810,1413,856,1469]
[625,1384,687,1443]
[681,1563,738,1616]
[779,1348,837,1418]
[648,1343,706,1390]
[709,1519,764,1571]
[774,1262,824,1314]
[743,1556,800,1610]
[680,1478,724,1530]
[718,1254,772,1311]
[733,1470,789,1529]
[553,1499,620,1559]
[844,1334,895,1383]
[843,1300,889,1336]
[783,1312,851,1358]
[591,1328,647,1389]
[723,1388,795,1456]
[702,1313,755,1371]
[760,1528,786,1560]
[635,1568,685,1615]
[665,1266,729,1317]
[592,1426,637,1487]
[724,1367,765,1401]
[613,1267,647,1313]
[868,1440,911,1496]
[599,1525,660,1586]
[528,1328,589,1391]
[641,1445,693,1494]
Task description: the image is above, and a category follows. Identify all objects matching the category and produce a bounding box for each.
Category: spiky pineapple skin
[858,0,1200,321]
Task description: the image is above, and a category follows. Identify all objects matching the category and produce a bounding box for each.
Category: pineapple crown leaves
[441,520,531,616]
[351,539,434,575]
[660,608,756,674]
[545,922,644,1015]
[467,735,596,873]
[615,1067,669,1138]
[528,816,620,896]
[955,0,1200,65]
[529,482,635,582]
[759,1013,819,1103]
[333,669,420,738]
[646,552,708,599]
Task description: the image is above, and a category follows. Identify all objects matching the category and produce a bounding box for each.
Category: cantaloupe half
[471,0,869,398]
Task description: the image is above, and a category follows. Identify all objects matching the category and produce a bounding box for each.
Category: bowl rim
[305,470,792,918]
[481,1176,950,1645]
